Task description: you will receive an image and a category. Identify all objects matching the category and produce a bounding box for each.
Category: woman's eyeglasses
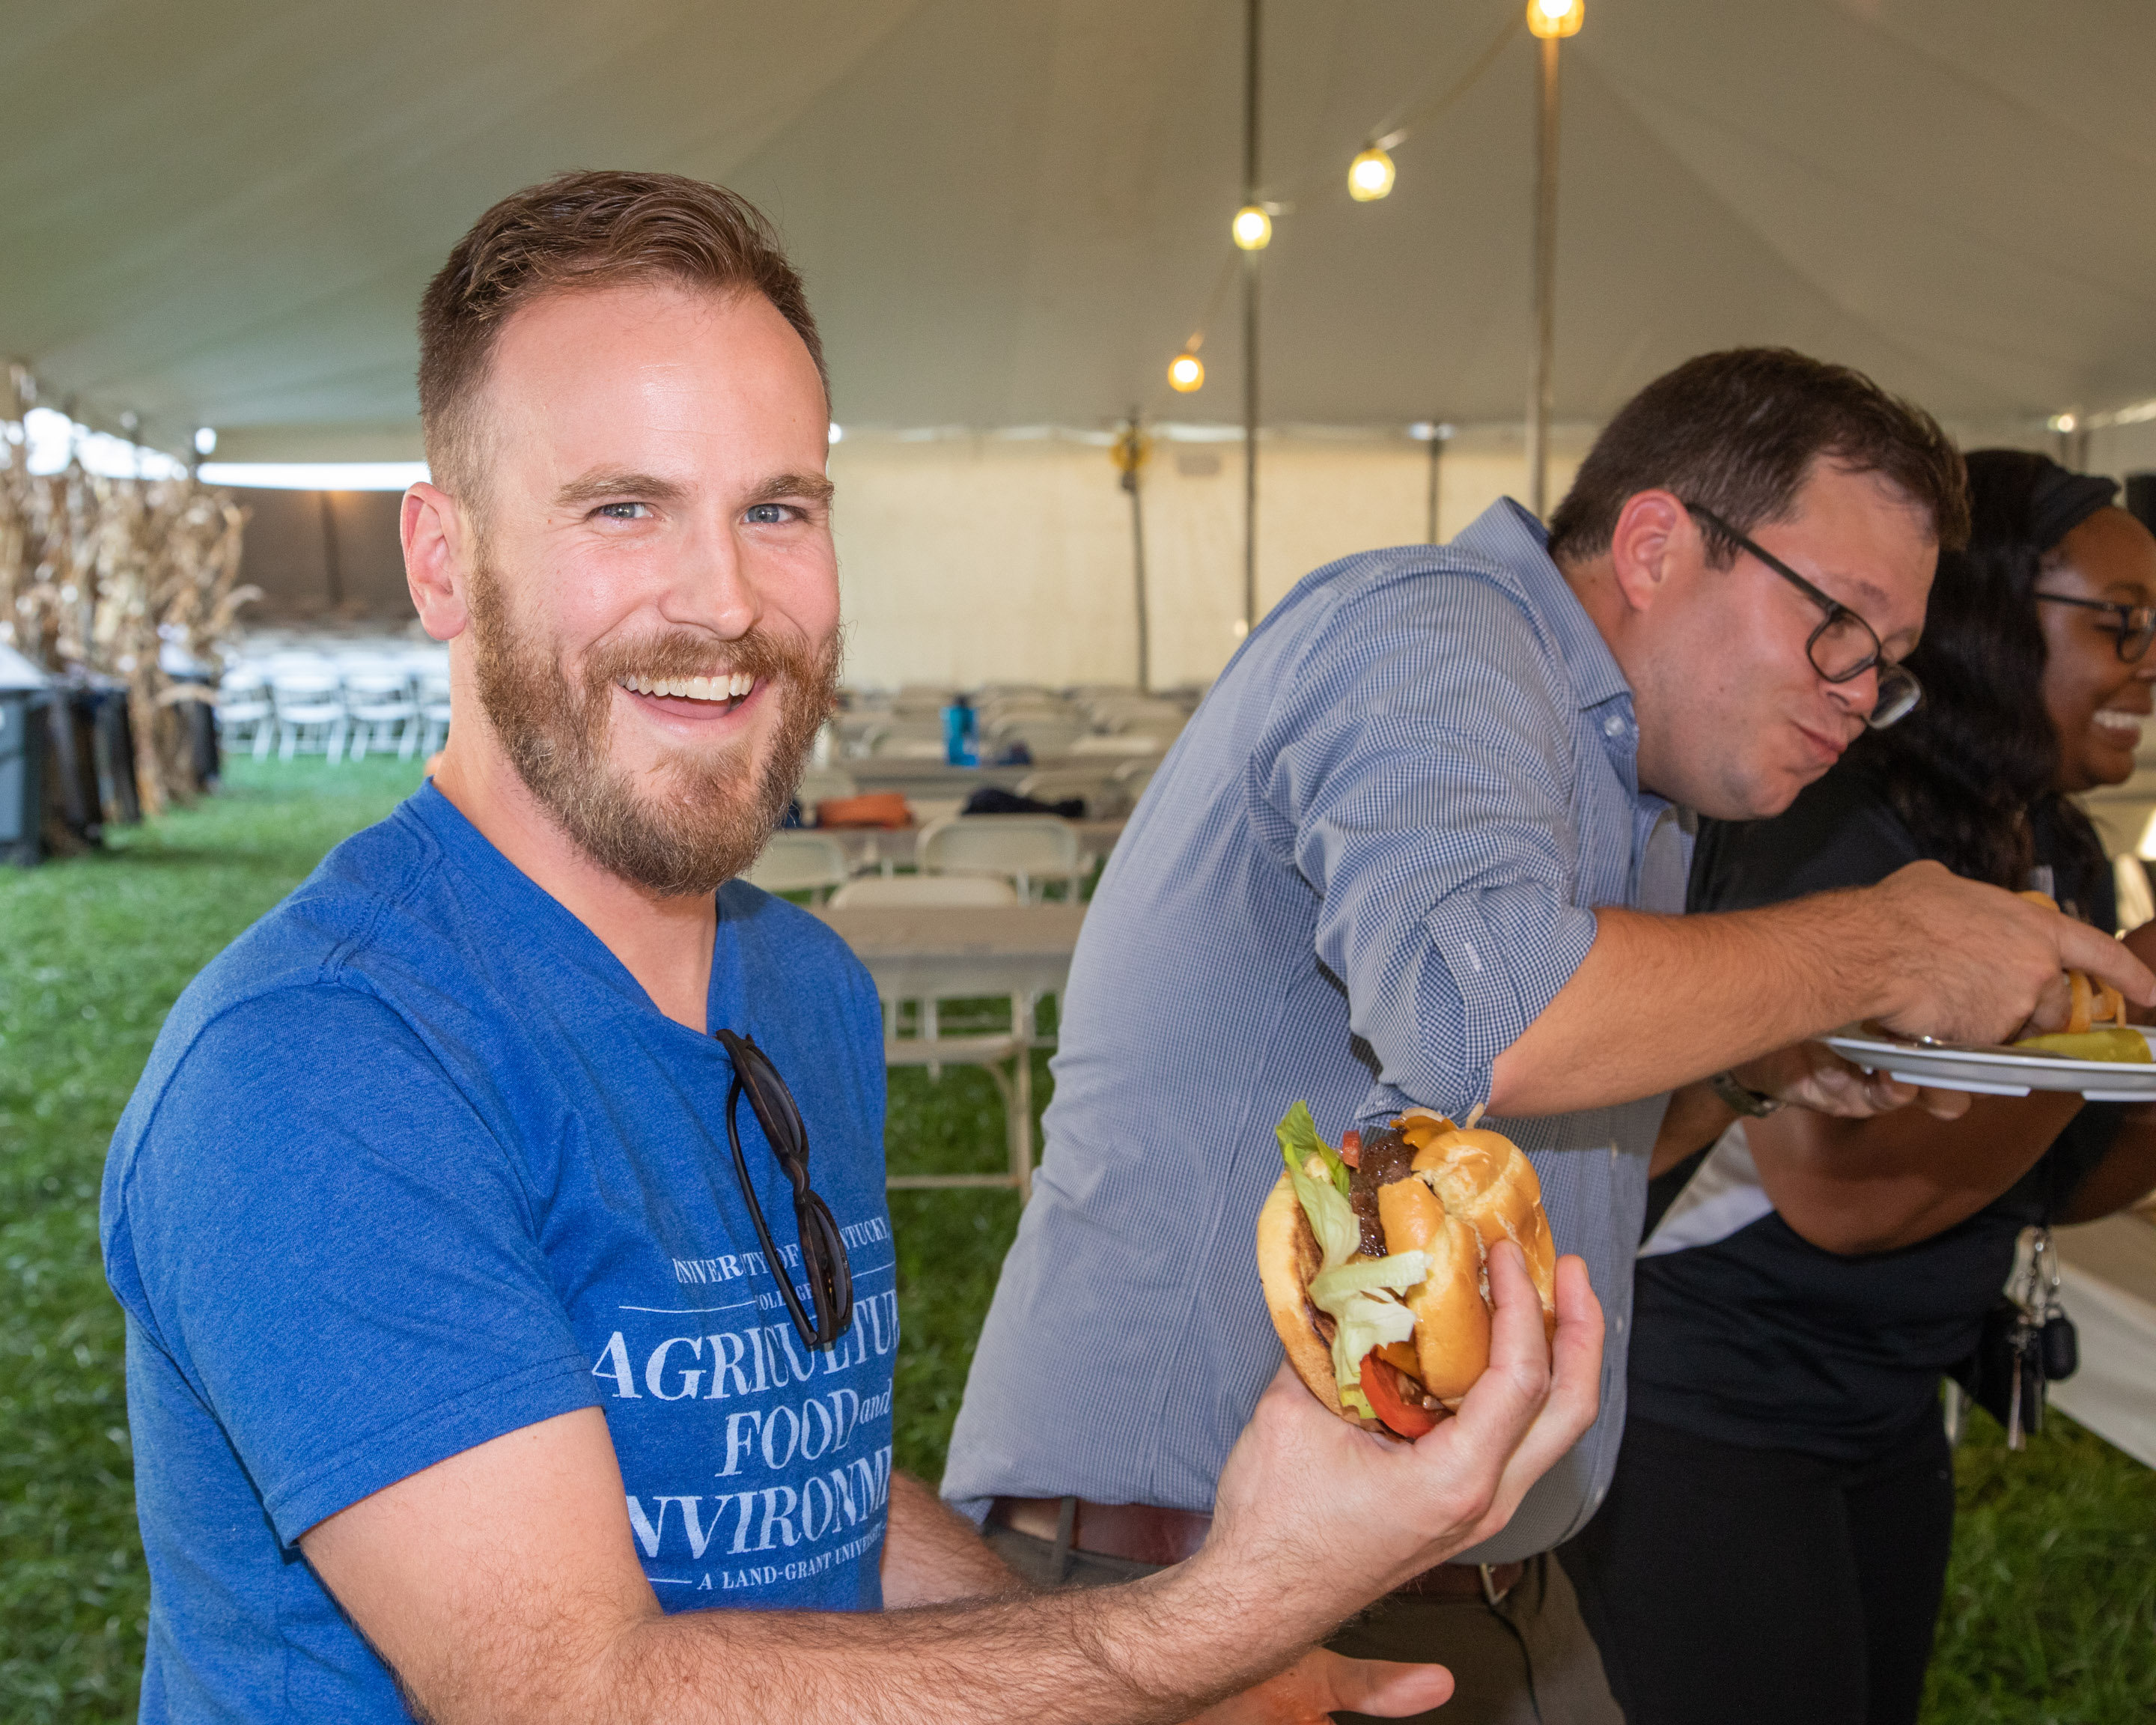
[2034,591,2156,663]
[1684,502,1923,729]
[713,1029,854,1350]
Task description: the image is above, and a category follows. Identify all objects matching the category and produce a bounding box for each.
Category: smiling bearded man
[463,555,840,895]
[97,169,1613,1725]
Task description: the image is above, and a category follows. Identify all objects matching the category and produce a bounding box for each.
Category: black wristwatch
[1710,1070,1783,1118]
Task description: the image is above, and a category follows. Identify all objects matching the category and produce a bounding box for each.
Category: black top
[1627,766,2122,1462]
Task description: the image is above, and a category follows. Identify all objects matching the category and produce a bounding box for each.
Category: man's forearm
[880,1472,1029,1608]
[1490,896,1903,1117]
[1489,866,2156,1119]
[591,1553,1315,1725]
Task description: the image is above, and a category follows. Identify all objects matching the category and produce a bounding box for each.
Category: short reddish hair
[417,170,826,502]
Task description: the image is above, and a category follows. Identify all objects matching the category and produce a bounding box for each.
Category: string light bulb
[1347,147,1396,201]
[1231,204,1273,250]
[1169,352,1205,392]
[1526,0,1583,38]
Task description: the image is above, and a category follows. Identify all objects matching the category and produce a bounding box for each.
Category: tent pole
[1425,424,1444,543]
[317,490,345,610]
[1243,257,1258,636]
[1121,409,1151,693]
[1526,31,1561,519]
[1242,0,1261,636]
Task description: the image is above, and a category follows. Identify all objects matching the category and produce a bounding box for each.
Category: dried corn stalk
[1,366,256,815]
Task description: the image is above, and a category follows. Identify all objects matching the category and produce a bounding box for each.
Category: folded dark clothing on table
[963,787,1085,819]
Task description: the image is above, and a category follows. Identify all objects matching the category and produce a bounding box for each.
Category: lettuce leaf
[1340,1385,1378,1420]
[1282,1142,1360,1273]
[1277,1101,1350,1198]
[1309,1250,1429,1309]
[1327,1289,1417,1392]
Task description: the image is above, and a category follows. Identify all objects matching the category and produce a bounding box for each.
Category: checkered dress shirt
[943,499,1690,1562]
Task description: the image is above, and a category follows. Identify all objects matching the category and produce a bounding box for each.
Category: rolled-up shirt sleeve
[1251,574,1599,1119]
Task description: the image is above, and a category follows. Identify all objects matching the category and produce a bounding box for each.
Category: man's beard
[465,564,839,898]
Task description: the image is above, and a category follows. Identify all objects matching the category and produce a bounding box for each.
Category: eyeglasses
[1684,502,1923,730]
[713,1029,854,1350]
[2034,591,2156,663]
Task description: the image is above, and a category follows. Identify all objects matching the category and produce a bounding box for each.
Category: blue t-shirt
[101,783,898,1721]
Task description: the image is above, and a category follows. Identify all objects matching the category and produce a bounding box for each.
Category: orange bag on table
[814,792,911,830]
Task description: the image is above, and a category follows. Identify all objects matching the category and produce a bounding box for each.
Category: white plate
[1821,1026,2156,1101]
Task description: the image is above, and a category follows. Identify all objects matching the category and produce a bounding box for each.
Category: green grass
[1925,1403,2156,1723]
[3,758,2152,1723]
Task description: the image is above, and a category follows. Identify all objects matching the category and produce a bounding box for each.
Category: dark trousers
[1558,1413,1955,1725]
[985,1525,1621,1725]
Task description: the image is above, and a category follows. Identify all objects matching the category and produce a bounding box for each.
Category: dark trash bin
[45,675,107,852]
[86,678,142,826]
[169,670,220,788]
[0,645,52,867]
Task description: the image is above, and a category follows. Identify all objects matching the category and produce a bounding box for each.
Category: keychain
[2003,1227,2078,1449]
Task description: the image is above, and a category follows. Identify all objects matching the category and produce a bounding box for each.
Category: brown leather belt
[988,1496,1525,1602]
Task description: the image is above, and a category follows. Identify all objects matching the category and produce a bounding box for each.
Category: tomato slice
[1339,1129,1362,1169]
[1359,1353,1437,1438]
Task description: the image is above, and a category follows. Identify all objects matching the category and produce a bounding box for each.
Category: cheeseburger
[1256,1102,1556,1438]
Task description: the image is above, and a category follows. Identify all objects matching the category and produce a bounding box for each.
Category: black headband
[2027,459,2119,553]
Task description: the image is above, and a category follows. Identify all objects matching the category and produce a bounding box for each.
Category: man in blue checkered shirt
[945,350,2153,1724]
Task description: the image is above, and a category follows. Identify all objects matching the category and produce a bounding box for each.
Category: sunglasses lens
[733,1043,809,1169]
[799,1193,854,1342]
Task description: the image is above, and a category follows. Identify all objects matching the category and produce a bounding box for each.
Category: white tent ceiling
[6,0,2153,463]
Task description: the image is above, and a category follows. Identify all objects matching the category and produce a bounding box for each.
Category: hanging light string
[1164,6,1529,390]
[1348,10,1525,199]
[1166,247,1243,392]
[1366,10,1523,158]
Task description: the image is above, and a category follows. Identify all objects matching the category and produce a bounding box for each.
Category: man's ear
[1607,490,1692,617]
[404,481,471,642]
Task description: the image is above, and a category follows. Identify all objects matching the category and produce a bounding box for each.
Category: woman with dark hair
[1559,449,2156,1725]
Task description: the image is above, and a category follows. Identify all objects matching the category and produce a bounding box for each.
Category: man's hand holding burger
[1175,1241,1602,1682]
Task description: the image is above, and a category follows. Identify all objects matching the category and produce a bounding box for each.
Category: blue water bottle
[943,697,978,766]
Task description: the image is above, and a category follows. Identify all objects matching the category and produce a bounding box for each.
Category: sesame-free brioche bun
[1255,1109,1555,1430]
[1397,1112,1559,1339]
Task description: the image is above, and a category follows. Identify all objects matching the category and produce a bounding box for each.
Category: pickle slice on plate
[2011,1027,2154,1064]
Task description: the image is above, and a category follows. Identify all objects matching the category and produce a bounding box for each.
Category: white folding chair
[743,831,852,901]
[270,673,347,761]
[829,874,1038,1197]
[342,670,419,761]
[917,815,1083,901]
[215,665,275,759]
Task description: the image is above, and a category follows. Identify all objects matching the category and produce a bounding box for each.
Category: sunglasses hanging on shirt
[713,1028,855,1350]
